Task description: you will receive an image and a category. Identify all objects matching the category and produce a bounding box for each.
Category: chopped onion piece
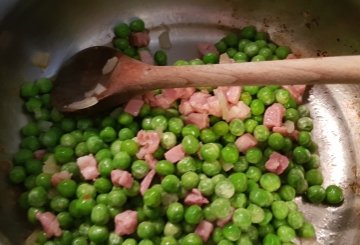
[31,51,50,69]
[215,89,229,121]
[284,120,295,133]
[65,97,98,110]
[43,155,60,174]
[102,56,119,75]
[84,83,107,98]
[25,230,41,245]
[158,29,172,49]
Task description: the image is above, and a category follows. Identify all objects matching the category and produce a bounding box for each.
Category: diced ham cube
[282,85,306,103]
[140,169,156,195]
[111,170,134,189]
[138,49,154,65]
[195,220,214,242]
[144,153,157,169]
[33,149,47,160]
[77,154,100,180]
[179,100,194,116]
[225,86,242,104]
[219,53,235,64]
[189,92,211,114]
[51,171,72,186]
[263,103,286,129]
[235,133,258,153]
[36,211,62,238]
[114,210,138,236]
[265,152,289,175]
[206,96,222,117]
[143,91,158,107]
[197,42,219,56]
[178,88,196,99]
[124,97,144,116]
[226,101,251,122]
[184,189,209,206]
[130,31,150,48]
[136,130,161,159]
[164,144,186,163]
[216,207,235,227]
[272,121,299,140]
[185,113,209,130]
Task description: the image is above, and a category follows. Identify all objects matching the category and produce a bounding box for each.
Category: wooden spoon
[51,46,360,112]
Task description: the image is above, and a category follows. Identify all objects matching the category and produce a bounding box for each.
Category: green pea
[249,188,273,207]
[21,136,41,151]
[224,32,239,47]
[108,189,127,208]
[215,40,227,53]
[57,179,77,198]
[174,60,189,66]
[137,221,156,239]
[247,203,265,223]
[151,115,168,131]
[181,171,200,190]
[215,180,235,199]
[253,125,270,142]
[306,185,326,203]
[56,212,73,229]
[156,160,175,176]
[161,132,177,150]
[287,210,304,229]
[293,146,311,164]
[130,18,145,32]
[232,208,252,229]
[202,160,221,177]
[164,222,182,237]
[271,201,289,220]
[305,169,323,186]
[9,166,26,184]
[233,52,249,63]
[144,188,162,208]
[109,232,124,245]
[154,50,167,66]
[244,42,259,57]
[168,117,184,135]
[222,223,241,241]
[275,46,291,59]
[211,197,232,219]
[296,117,313,131]
[28,186,48,207]
[260,173,281,192]
[166,202,184,223]
[240,26,256,40]
[182,124,200,138]
[184,205,203,225]
[94,177,112,193]
[189,58,205,65]
[245,147,263,164]
[161,175,180,193]
[200,128,217,143]
[213,121,229,136]
[114,22,130,37]
[244,119,258,133]
[268,133,285,150]
[182,135,200,154]
[263,233,281,245]
[250,99,265,116]
[202,53,219,64]
[181,233,203,245]
[200,143,220,162]
[325,185,344,205]
[50,196,69,212]
[226,48,237,58]
[231,193,247,208]
[131,160,150,179]
[285,108,299,122]
[299,222,316,238]
[278,185,296,201]
[88,225,109,243]
[220,145,239,164]
[21,82,39,98]
[120,139,139,156]
[91,203,110,225]
[86,136,104,154]
[233,156,249,172]
[24,175,37,190]
[177,157,197,174]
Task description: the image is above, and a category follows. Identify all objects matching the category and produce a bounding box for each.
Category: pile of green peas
[8,18,344,245]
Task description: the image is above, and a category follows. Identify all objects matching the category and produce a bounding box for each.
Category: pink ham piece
[143,91,158,107]
[235,133,258,153]
[77,154,100,180]
[144,153,157,169]
[185,113,209,130]
[130,31,150,48]
[226,101,251,122]
[136,130,161,159]
[265,152,289,175]
[124,97,144,116]
[217,86,242,105]
[273,121,299,140]
[184,188,209,206]
[138,49,154,65]
[197,42,219,56]
[178,87,196,99]
[114,210,138,236]
[263,103,286,129]
[206,96,222,117]
[111,170,134,189]
[219,53,235,64]
[164,144,186,163]
[189,92,211,114]
[33,149,47,160]
[216,207,235,227]
[195,220,214,242]
[282,85,306,103]
[36,211,62,238]
[179,100,194,116]
[140,169,156,195]
[51,171,72,186]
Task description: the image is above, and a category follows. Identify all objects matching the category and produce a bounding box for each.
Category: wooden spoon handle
[139,55,360,90]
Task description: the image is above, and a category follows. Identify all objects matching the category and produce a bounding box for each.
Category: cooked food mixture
[9,18,344,245]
